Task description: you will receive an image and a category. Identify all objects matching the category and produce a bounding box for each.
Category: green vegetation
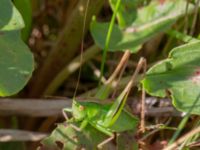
[0,0,200,149]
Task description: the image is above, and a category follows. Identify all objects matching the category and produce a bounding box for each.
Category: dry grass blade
[140,59,147,133]
[163,126,200,150]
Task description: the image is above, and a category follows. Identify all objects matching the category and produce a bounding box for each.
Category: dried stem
[106,50,131,84]
[140,59,147,133]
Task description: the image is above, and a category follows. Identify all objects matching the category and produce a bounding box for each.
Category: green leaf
[0,31,34,96]
[0,0,24,31]
[90,0,197,52]
[90,16,171,52]
[142,41,200,115]
[133,0,177,26]
[41,122,112,150]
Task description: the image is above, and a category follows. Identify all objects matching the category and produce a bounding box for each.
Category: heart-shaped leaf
[142,41,200,114]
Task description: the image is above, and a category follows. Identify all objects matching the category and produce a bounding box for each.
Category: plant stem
[43,45,100,96]
[99,0,122,86]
